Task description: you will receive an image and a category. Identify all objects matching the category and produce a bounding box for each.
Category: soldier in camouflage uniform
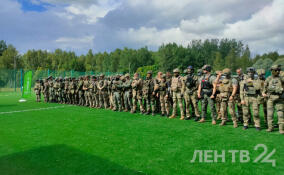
[256,69,267,124]
[54,78,60,103]
[88,76,95,107]
[48,76,55,102]
[169,68,185,119]
[97,74,108,109]
[155,74,170,116]
[240,67,262,130]
[77,77,84,106]
[142,71,156,115]
[131,73,144,114]
[111,75,123,111]
[198,65,217,124]
[107,76,114,110]
[43,79,49,102]
[215,70,222,120]
[34,80,41,102]
[183,66,200,120]
[64,77,70,104]
[69,78,76,104]
[83,76,90,106]
[262,65,284,134]
[122,73,133,112]
[235,68,245,123]
[215,68,238,127]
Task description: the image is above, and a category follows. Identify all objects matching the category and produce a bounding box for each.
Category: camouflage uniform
[83,76,90,106]
[43,79,49,102]
[64,78,70,104]
[34,80,41,102]
[142,71,155,115]
[69,78,76,104]
[256,69,267,124]
[199,65,217,123]
[112,75,123,111]
[169,68,185,119]
[155,74,170,116]
[240,67,262,130]
[215,71,222,120]
[263,65,284,134]
[217,69,238,127]
[88,76,95,107]
[48,77,55,102]
[54,78,60,103]
[183,66,200,119]
[122,74,133,112]
[77,77,84,106]
[131,73,143,113]
[97,74,108,108]
[235,73,245,123]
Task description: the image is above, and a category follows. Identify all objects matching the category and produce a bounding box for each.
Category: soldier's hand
[262,93,267,97]
[210,95,214,99]
[229,96,233,101]
[198,94,201,99]
[241,100,246,105]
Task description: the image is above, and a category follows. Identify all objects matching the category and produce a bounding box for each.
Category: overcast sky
[1,0,283,55]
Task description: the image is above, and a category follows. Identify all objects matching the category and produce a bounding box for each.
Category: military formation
[34,64,284,134]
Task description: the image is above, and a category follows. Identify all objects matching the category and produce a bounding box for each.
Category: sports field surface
[0,92,283,175]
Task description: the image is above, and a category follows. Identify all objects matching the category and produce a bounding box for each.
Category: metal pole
[20,69,23,92]
[14,55,16,92]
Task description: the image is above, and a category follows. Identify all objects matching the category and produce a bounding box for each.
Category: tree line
[0,39,283,76]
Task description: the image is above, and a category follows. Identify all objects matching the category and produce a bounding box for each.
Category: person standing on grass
[197,65,217,125]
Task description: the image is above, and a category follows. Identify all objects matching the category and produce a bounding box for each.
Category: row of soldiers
[34,64,284,134]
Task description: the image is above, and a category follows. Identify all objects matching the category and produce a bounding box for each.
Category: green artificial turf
[0,92,283,175]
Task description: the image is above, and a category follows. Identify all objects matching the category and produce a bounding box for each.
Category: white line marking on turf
[0,106,70,115]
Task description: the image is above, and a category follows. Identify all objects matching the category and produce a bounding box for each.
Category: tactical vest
[131,79,141,90]
[159,81,167,91]
[244,79,259,95]
[201,75,213,90]
[171,76,182,92]
[185,75,195,89]
[267,77,283,94]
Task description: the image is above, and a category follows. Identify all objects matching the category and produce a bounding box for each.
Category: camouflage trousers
[172,91,184,117]
[215,93,222,119]
[84,90,90,106]
[184,90,200,118]
[201,93,217,121]
[220,96,237,122]
[143,94,155,113]
[43,91,49,102]
[235,94,243,121]
[266,95,284,132]
[159,91,170,115]
[35,90,41,102]
[124,90,132,111]
[258,96,267,123]
[78,91,84,105]
[113,91,122,111]
[242,95,260,127]
[99,90,108,108]
[132,90,143,112]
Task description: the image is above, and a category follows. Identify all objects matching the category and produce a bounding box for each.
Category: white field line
[0,106,70,115]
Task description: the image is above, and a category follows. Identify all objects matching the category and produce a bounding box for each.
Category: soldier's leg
[208,97,217,122]
[170,92,177,118]
[184,93,190,118]
[275,100,284,134]
[160,94,165,116]
[177,92,185,118]
[267,98,275,131]
[117,93,122,111]
[220,101,227,125]
[151,96,155,115]
[138,94,144,113]
[263,100,268,124]
[252,97,260,129]
[242,97,250,128]
[201,95,208,120]
[228,100,238,127]
[191,94,200,118]
[104,92,108,109]
[145,96,151,114]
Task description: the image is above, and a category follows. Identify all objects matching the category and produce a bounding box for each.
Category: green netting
[0,69,122,92]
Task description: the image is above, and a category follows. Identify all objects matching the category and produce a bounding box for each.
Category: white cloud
[55,35,95,49]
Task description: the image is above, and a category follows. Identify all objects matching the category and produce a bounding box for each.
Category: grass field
[0,92,283,175]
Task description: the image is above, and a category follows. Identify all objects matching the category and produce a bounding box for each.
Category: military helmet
[147,71,152,74]
[173,68,180,73]
[215,70,221,74]
[100,73,105,77]
[125,73,130,77]
[161,74,166,79]
[183,69,187,74]
[246,67,255,73]
[197,69,202,73]
[222,68,231,74]
[256,69,265,75]
[270,65,281,71]
[203,65,212,72]
[187,65,193,69]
